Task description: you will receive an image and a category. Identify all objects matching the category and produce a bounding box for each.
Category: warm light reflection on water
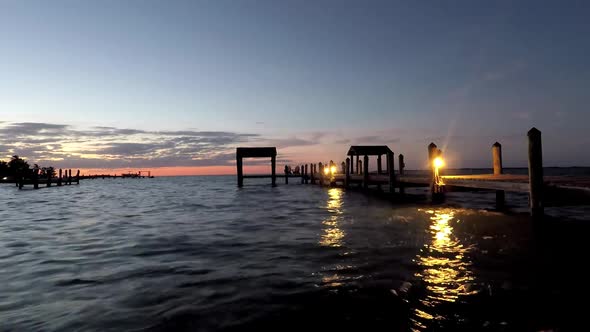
[320,188,344,248]
[412,208,477,330]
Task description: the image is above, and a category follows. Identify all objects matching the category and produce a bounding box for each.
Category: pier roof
[347,145,392,156]
[236,147,277,158]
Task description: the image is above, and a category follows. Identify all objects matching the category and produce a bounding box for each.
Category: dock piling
[528,128,544,218]
[33,169,39,189]
[377,155,382,174]
[345,158,350,188]
[319,162,324,186]
[363,155,369,189]
[387,151,395,193]
[271,156,276,187]
[492,142,505,208]
[58,169,62,186]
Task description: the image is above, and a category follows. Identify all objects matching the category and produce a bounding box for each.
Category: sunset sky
[2,0,589,175]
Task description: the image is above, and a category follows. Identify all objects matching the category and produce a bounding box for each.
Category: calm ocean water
[1,173,590,331]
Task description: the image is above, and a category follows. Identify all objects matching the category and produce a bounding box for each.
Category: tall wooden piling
[387,152,395,193]
[492,142,505,208]
[58,169,62,186]
[319,162,324,186]
[47,172,52,187]
[341,161,346,174]
[345,158,350,188]
[428,143,437,192]
[301,165,305,184]
[398,154,405,194]
[76,170,80,184]
[311,164,316,184]
[359,160,363,175]
[363,155,369,189]
[237,155,243,187]
[33,169,39,189]
[68,169,72,185]
[284,166,289,184]
[271,156,276,187]
[355,155,360,174]
[377,155,382,174]
[528,128,544,218]
[305,164,309,184]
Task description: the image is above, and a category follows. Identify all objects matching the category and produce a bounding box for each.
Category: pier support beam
[429,143,445,202]
[33,169,39,189]
[319,162,324,186]
[284,166,289,184]
[363,155,369,189]
[237,156,243,187]
[76,170,80,185]
[304,164,308,184]
[492,142,505,209]
[345,158,350,188]
[58,169,62,186]
[398,154,405,194]
[271,156,276,186]
[355,155,359,174]
[377,155,382,175]
[528,128,544,218]
[387,152,395,193]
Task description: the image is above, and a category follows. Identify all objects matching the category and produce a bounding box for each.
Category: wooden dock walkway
[237,128,590,218]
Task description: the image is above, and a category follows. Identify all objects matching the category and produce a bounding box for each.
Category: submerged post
[492,142,505,208]
[528,128,544,218]
[236,155,243,187]
[33,169,39,189]
[387,151,395,193]
[363,155,369,189]
[284,166,289,184]
[398,154,405,194]
[271,155,276,187]
[68,169,72,185]
[47,172,52,187]
[345,158,350,188]
[76,170,80,184]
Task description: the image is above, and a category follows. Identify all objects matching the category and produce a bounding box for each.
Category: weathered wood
[363,155,369,189]
[492,142,504,208]
[237,157,243,187]
[319,162,324,186]
[304,164,308,184]
[76,170,80,184]
[68,169,72,185]
[284,165,289,184]
[301,165,305,184]
[528,127,543,218]
[271,156,276,186]
[345,158,350,188]
[377,155,382,174]
[311,164,316,184]
[33,169,39,189]
[387,152,395,193]
[398,154,405,194]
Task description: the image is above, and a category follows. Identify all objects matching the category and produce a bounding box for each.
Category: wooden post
[33,169,39,189]
[18,173,23,189]
[398,154,405,194]
[528,128,544,218]
[492,142,505,208]
[271,155,276,187]
[319,162,324,186]
[237,156,243,187]
[363,155,369,189]
[76,170,80,184]
[58,169,62,186]
[301,165,305,184]
[68,169,72,185]
[428,143,437,193]
[355,155,360,174]
[388,152,395,193]
[304,164,308,184]
[359,159,363,175]
[341,161,345,175]
[284,165,289,184]
[311,164,316,184]
[377,155,382,174]
[46,172,51,187]
[345,158,350,188]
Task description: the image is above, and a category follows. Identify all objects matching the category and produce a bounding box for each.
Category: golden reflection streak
[411,208,477,329]
[320,188,345,248]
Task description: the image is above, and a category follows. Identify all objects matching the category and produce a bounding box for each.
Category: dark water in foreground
[1,176,589,331]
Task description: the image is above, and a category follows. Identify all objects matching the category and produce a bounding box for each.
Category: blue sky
[1,0,589,172]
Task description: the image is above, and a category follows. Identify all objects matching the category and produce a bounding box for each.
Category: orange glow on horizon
[78,165,276,177]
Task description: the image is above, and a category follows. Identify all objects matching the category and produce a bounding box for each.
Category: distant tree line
[0,155,56,179]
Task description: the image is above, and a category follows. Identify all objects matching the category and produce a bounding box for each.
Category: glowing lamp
[433,157,444,169]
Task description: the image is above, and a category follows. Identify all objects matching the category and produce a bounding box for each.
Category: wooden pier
[237,128,590,218]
